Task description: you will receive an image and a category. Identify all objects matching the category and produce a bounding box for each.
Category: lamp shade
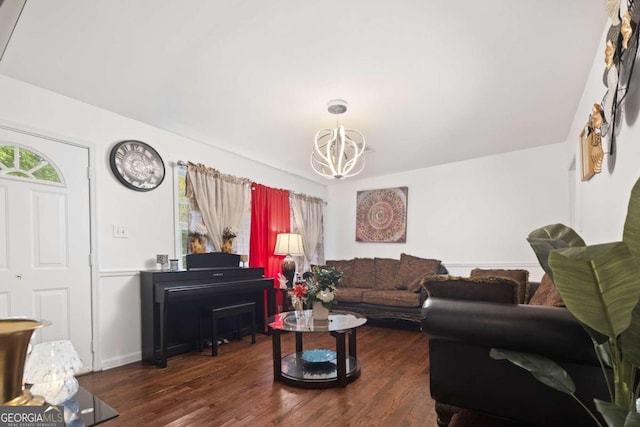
[23,340,82,405]
[274,233,304,256]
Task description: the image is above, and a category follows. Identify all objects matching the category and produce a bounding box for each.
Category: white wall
[567,25,640,244]
[0,75,326,369]
[325,143,572,281]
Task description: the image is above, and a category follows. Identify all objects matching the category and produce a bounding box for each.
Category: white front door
[0,127,93,371]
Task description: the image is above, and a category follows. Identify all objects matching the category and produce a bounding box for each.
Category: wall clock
[109,140,165,191]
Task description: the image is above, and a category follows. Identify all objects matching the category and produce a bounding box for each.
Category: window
[0,145,63,184]
[176,167,189,268]
[175,166,250,267]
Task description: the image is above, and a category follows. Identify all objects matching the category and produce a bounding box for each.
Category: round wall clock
[109,140,165,191]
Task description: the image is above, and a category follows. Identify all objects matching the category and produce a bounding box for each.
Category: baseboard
[99,351,141,371]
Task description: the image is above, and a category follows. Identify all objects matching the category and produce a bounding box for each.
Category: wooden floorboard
[78,325,513,426]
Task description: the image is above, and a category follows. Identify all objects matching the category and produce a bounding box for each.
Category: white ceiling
[0,0,606,184]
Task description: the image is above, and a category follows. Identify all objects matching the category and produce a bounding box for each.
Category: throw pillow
[422,275,519,304]
[325,259,354,287]
[353,257,376,288]
[373,258,400,290]
[470,268,530,304]
[394,253,442,292]
[529,274,565,307]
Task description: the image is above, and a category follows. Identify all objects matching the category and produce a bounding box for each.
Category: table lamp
[274,233,304,287]
[23,340,82,405]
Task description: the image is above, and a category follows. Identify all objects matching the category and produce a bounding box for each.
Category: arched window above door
[0,145,64,185]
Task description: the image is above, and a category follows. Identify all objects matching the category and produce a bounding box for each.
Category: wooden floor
[78,325,511,427]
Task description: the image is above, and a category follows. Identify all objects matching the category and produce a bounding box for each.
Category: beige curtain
[290,192,324,271]
[186,162,251,252]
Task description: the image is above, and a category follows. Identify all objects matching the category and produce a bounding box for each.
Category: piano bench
[197,301,256,357]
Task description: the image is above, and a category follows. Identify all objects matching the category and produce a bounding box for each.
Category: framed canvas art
[355,186,408,243]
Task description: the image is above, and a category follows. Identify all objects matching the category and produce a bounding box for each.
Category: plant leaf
[624,411,640,427]
[490,348,575,394]
[622,176,640,262]
[527,224,586,280]
[585,324,609,345]
[595,399,630,427]
[620,301,640,366]
[550,242,640,338]
[594,339,613,368]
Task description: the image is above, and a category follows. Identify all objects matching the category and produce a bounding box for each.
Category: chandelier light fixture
[311,99,366,179]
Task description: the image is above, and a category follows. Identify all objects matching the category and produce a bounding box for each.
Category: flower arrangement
[189,223,208,238]
[290,266,342,309]
[223,226,238,239]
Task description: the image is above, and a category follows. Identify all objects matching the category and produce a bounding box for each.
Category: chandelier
[311,99,366,179]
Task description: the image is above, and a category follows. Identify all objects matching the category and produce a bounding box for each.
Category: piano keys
[140,254,274,368]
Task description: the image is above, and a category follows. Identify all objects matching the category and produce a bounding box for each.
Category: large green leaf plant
[493,177,640,427]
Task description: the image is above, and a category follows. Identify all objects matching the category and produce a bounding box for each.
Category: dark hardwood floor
[78,325,512,426]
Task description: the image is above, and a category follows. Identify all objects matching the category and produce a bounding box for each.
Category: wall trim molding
[442,261,545,280]
[442,261,540,269]
[99,269,141,278]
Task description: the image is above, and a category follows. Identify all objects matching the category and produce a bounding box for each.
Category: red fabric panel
[249,183,291,286]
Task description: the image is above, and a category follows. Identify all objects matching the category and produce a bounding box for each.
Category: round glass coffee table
[268,309,367,389]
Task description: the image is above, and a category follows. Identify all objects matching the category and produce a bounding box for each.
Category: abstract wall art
[355,186,408,243]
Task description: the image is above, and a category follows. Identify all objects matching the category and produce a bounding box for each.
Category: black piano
[140,253,275,368]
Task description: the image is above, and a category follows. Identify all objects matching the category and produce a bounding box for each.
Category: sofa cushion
[529,274,565,307]
[352,257,375,288]
[422,275,519,304]
[374,257,400,290]
[394,253,442,292]
[325,259,355,287]
[470,268,530,304]
[335,287,366,303]
[361,290,422,308]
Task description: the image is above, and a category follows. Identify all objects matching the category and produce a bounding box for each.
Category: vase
[221,238,234,254]
[189,236,207,254]
[0,318,50,406]
[312,300,329,320]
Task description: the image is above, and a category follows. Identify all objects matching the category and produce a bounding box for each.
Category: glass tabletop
[268,309,366,332]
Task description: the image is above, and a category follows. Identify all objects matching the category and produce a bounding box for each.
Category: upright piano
[140,253,274,368]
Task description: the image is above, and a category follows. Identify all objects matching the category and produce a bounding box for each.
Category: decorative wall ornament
[355,186,408,243]
[109,140,165,191]
[592,0,640,159]
[580,124,596,181]
[580,104,606,181]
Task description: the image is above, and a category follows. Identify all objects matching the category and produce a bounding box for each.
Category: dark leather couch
[421,297,610,426]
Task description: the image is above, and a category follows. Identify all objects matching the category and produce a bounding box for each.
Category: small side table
[69,386,118,426]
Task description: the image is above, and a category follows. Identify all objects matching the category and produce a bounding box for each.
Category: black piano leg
[159,300,168,368]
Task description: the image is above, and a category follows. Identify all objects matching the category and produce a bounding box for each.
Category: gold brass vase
[0,318,50,406]
[221,237,234,254]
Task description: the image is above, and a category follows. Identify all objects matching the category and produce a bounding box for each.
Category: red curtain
[249,183,290,282]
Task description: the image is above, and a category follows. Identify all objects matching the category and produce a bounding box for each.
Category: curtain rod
[177,160,326,205]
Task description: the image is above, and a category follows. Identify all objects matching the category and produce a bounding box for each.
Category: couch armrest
[421,298,599,365]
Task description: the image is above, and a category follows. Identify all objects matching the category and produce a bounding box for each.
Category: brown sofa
[328,253,447,323]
